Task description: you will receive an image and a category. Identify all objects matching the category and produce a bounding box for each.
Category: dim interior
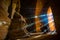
[3,0,57,40]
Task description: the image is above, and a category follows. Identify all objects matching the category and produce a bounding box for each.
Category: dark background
[20,0,60,40]
[6,0,60,40]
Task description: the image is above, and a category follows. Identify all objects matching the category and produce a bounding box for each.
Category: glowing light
[35,16,38,18]
[28,14,50,19]
[47,7,56,31]
[30,14,46,19]
[35,0,43,32]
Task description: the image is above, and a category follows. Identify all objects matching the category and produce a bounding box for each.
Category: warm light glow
[35,0,43,32]
[47,7,56,31]
[35,16,38,18]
